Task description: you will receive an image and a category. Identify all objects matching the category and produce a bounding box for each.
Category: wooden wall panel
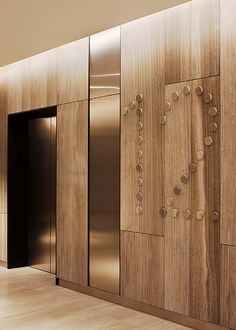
[191,0,220,79]
[0,214,7,262]
[57,100,88,286]
[220,245,236,329]
[30,48,58,110]
[164,82,191,315]
[190,77,220,323]
[220,0,236,246]
[7,58,31,113]
[165,2,191,84]
[121,230,165,308]
[0,67,7,120]
[0,119,7,214]
[57,38,89,105]
[121,12,165,236]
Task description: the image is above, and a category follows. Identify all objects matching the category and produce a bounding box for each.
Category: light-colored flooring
[0,267,192,330]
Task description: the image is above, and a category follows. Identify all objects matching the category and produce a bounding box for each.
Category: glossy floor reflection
[0,267,192,330]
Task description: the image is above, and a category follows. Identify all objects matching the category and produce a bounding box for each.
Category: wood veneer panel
[220,0,236,246]
[121,230,165,308]
[190,77,220,323]
[0,119,7,214]
[0,66,7,120]
[121,12,165,236]
[220,245,236,329]
[164,82,191,315]
[57,38,89,105]
[30,48,58,110]
[6,58,31,113]
[0,214,7,262]
[165,2,191,84]
[57,101,88,286]
[191,0,220,79]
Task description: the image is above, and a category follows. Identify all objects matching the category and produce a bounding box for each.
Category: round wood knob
[183,85,191,95]
[172,91,179,101]
[183,209,191,219]
[195,86,204,96]
[159,207,167,218]
[136,94,143,103]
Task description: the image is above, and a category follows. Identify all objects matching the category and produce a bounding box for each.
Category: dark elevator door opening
[8,109,56,273]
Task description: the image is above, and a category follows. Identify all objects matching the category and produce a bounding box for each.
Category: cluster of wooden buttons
[123,95,144,215]
[195,85,219,146]
[160,85,192,219]
[133,94,144,215]
[159,83,219,222]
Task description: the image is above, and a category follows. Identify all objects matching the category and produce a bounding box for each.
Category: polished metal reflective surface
[28,117,56,274]
[90,27,120,99]
[89,94,120,295]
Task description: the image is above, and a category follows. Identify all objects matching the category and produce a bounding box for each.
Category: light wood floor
[0,267,192,330]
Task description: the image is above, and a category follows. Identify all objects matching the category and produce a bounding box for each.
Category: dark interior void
[8,107,56,273]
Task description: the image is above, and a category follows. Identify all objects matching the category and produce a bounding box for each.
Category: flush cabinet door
[121,11,165,236]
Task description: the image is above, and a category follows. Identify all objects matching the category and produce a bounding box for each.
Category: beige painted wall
[0,0,189,67]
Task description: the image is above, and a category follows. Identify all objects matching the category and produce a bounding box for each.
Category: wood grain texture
[0,66,7,120]
[0,68,7,215]
[30,48,58,110]
[190,77,220,323]
[57,38,89,105]
[0,119,7,214]
[164,82,191,315]
[165,2,191,84]
[220,245,236,329]
[6,58,31,113]
[57,101,88,286]
[220,0,236,246]
[121,12,165,236]
[191,0,220,79]
[0,213,7,262]
[121,230,165,308]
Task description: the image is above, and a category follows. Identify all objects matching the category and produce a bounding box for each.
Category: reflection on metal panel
[28,117,56,274]
[89,94,120,294]
[90,27,120,99]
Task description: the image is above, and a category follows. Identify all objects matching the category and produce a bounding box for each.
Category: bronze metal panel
[90,27,120,99]
[28,117,56,274]
[89,94,120,294]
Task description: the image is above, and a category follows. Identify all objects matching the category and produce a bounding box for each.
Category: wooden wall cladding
[57,38,89,105]
[30,48,58,110]
[220,245,236,329]
[121,12,165,236]
[165,2,191,84]
[165,0,220,84]
[164,76,220,321]
[191,0,220,80]
[5,39,89,114]
[0,214,7,262]
[190,77,220,324]
[220,0,236,246]
[0,67,7,120]
[6,50,57,113]
[6,58,31,113]
[164,82,191,316]
[0,119,7,214]
[121,230,165,308]
[57,100,88,286]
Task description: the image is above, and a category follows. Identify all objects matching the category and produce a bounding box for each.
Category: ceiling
[0,0,189,67]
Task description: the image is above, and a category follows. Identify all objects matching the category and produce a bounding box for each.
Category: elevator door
[28,117,56,274]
